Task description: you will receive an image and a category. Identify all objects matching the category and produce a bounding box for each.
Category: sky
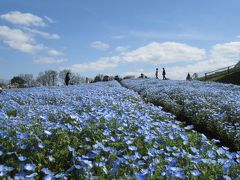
[0,0,240,80]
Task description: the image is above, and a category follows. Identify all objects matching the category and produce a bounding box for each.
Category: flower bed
[121,79,240,151]
[0,81,239,179]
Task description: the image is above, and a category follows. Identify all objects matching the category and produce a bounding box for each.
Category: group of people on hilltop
[155,68,167,80]
[65,68,193,86]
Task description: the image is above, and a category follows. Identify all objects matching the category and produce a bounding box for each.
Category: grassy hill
[198,66,240,85]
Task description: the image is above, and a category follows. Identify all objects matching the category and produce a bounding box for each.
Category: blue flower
[190,170,201,176]
[128,146,138,151]
[18,156,27,161]
[184,125,194,130]
[41,168,54,175]
[24,163,36,171]
[135,173,146,180]
[44,130,52,136]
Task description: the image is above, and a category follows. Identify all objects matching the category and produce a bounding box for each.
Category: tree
[94,75,102,82]
[11,76,26,87]
[192,73,198,80]
[103,75,109,81]
[19,74,34,87]
[123,75,135,79]
[36,70,58,86]
[69,73,82,85]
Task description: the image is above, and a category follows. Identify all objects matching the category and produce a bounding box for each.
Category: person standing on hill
[155,68,159,79]
[162,68,167,80]
[186,73,192,80]
[65,72,70,86]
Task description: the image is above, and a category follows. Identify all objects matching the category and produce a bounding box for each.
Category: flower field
[0,81,240,179]
[121,79,240,151]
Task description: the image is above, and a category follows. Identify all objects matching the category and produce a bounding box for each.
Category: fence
[204,64,240,81]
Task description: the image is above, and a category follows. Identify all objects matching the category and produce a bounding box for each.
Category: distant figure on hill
[139,73,147,78]
[162,68,167,80]
[155,68,159,79]
[186,73,192,80]
[65,72,70,86]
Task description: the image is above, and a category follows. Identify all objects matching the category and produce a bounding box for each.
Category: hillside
[198,66,240,85]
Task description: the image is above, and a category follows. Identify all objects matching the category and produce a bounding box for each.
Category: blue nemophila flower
[166,146,174,152]
[68,146,75,152]
[217,148,226,155]
[103,129,110,136]
[135,173,146,180]
[207,150,216,159]
[44,174,55,180]
[168,134,175,140]
[24,163,36,171]
[55,173,66,178]
[190,170,201,176]
[38,142,45,149]
[18,156,27,161]
[128,146,138,151]
[190,147,199,154]
[48,155,55,162]
[0,165,14,176]
[14,171,27,179]
[184,125,194,130]
[26,172,38,178]
[85,137,91,142]
[0,151,3,156]
[0,112,8,119]
[41,168,54,175]
[0,130,7,138]
[44,130,52,136]
[223,175,232,180]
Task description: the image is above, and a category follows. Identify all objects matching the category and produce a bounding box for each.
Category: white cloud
[115,46,130,52]
[90,41,110,50]
[0,11,46,27]
[33,57,67,64]
[166,42,240,79]
[68,57,120,72]
[0,25,33,42]
[210,42,240,63]
[6,41,45,53]
[24,27,60,40]
[48,49,63,56]
[0,25,45,53]
[122,42,206,64]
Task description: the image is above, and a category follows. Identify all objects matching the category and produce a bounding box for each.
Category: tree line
[5,69,86,88]
[1,70,134,88]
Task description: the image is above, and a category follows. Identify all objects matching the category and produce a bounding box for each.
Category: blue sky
[0,0,240,80]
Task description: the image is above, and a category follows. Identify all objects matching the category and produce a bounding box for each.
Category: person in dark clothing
[186,73,191,80]
[155,68,159,79]
[162,68,167,80]
[65,72,70,86]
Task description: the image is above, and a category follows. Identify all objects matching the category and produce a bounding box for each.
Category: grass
[198,66,240,85]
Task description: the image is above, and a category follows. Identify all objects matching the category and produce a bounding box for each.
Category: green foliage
[6,109,17,117]
[10,76,26,86]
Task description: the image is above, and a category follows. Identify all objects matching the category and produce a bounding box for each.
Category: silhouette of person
[186,73,191,80]
[65,72,70,86]
[162,68,167,80]
[155,68,159,79]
